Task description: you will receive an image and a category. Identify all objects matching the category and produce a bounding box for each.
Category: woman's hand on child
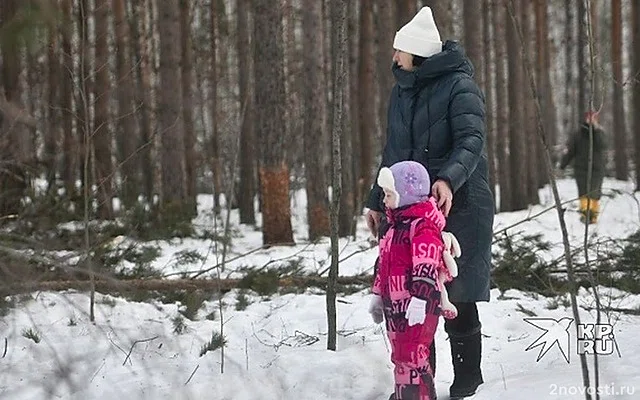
[368,294,384,324]
[432,180,453,217]
[406,297,427,326]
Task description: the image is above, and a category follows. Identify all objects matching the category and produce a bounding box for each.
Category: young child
[368,161,461,400]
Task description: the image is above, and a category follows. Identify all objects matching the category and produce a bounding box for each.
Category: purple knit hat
[377,160,431,208]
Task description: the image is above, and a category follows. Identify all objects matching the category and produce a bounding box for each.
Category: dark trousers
[444,302,481,337]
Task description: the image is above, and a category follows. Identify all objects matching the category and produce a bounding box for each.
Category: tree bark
[61,0,75,202]
[564,0,576,136]
[494,0,511,212]
[483,0,496,203]
[237,0,256,224]
[77,0,92,202]
[303,0,330,240]
[577,0,588,116]
[94,0,113,219]
[46,9,60,193]
[158,0,187,210]
[521,0,539,204]
[327,0,347,352]
[633,1,640,191]
[375,0,396,157]
[130,0,155,202]
[254,0,294,245]
[180,0,197,214]
[114,0,139,209]
[358,1,374,214]
[424,1,453,40]
[506,0,528,210]
[210,0,222,214]
[397,0,417,27]
[611,0,628,180]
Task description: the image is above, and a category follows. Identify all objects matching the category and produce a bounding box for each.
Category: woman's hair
[413,55,426,67]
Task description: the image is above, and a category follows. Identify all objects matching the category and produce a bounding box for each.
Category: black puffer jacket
[367,41,494,303]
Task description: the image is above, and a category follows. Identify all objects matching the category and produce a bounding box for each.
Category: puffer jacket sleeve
[436,77,486,193]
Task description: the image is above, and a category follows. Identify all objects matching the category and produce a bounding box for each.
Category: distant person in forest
[368,160,461,400]
[559,110,608,224]
[364,6,494,400]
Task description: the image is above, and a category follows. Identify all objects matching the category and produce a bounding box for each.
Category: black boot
[449,332,483,399]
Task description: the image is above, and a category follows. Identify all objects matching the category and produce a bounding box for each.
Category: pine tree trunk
[327,0,347,352]
[77,0,92,203]
[535,0,555,187]
[94,0,113,219]
[180,0,197,214]
[633,1,640,191]
[565,0,576,135]
[483,0,496,202]
[494,0,511,211]
[130,0,154,202]
[375,0,395,157]
[114,0,139,209]
[62,0,75,202]
[210,0,222,214]
[506,0,528,210]
[611,0,628,180]
[0,0,27,217]
[237,0,256,224]
[425,0,453,40]
[358,1,374,213]
[254,0,294,245]
[521,0,539,204]
[397,0,417,26]
[463,0,483,92]
[577,0,588,116]
[338,1,355,237]
[303,0,330,240]
[46,13,60,193]
[158,0,187,211]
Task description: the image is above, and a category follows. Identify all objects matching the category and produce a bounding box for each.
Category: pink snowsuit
[372,197,447,400]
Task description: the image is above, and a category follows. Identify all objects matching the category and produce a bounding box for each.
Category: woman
[365,7,494,399]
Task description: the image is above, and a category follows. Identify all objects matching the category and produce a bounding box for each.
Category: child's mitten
[405,297,427,326]
[368,294,384,324]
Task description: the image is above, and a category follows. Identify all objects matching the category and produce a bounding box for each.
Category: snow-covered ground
[1,178,640,399]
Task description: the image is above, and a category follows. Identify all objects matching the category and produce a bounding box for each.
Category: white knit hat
[393,7,442,58]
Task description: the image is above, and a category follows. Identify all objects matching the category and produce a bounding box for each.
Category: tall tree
[483,0,496,201]
[564,0,576,134]
[180,0,197,213]
[45,7,60,192]
[425,0,453,40]
[130,0,155,201]
[633,0,640,191]
[397,0,417,27]
[237,0,256,224]
[114,0,139,208]
[506,0,528,210]
[375,0,396,155]
[210,0,222,214]
[577,0,589,116]
[327,0,347,352]
[535,0,555,189]
[94,0,113,219]
[302,0,330,240]
[158,0,187,212]
[494,0,510,211]
[611,0,628,180]
[253,0,294,245]
[61,0,75,202]
[358,1,374,213]
[339,0,356,237]
[77,0,92,200]
[0,0,28,216]
[463,0,484,93]
[521,0,539,204]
